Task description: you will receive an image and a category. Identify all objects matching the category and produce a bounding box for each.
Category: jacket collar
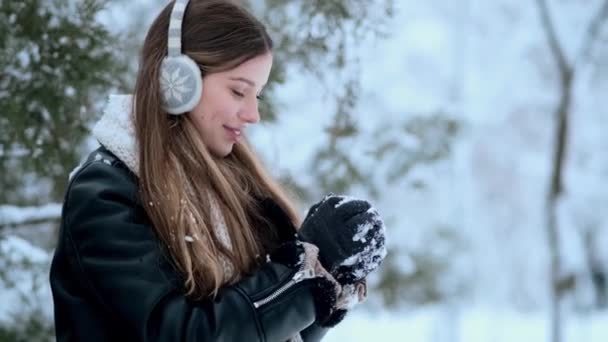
[92,94,140,176]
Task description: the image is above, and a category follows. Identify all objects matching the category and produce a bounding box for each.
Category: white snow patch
[0,235,53,323]
[353,222,373,243]
[0,204,62,226]
[0,235,49,263]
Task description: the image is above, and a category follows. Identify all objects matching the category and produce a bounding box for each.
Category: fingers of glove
[305,199,325,218]
[334,199,372,221]
[303,193,341,221]
[315,224,370,272]
[309,213,381,264]
[323,192,337,201]
[298,223,332,249]
[348,205,382,225]
[299,219,344,262]
[305,195,372,229]
[300,199,332,234]
[299,210,332,240]
[314,194,371,214]
[345,208,385,238]
[315,195,348,214]
[343,212,380,240]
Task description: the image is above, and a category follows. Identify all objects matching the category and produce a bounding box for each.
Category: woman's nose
[239,102,260,124]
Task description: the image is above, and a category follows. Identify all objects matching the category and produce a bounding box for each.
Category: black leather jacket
[49,146,331,341]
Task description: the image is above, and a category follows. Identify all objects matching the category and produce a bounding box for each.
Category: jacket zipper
[253,263,315,309]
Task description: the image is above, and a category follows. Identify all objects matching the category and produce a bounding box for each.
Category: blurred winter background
[1,0,608,341]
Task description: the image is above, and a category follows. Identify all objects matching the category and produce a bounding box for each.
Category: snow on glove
[298,194,388,285]
[332,203,387,285]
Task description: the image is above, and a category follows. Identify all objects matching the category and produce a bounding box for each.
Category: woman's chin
[210,144,235,158]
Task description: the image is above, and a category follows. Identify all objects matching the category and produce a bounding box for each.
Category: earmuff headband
[168,0,188,57]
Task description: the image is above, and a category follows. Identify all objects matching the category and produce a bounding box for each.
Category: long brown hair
[132,0,301,300]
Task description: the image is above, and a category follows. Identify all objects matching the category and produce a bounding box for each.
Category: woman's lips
[224,125,242,142]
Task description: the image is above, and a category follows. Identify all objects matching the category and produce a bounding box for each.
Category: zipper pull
[252,267,316,309]
[293,268,315,282]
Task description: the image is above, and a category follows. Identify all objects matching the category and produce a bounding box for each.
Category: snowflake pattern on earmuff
[161,66,192,103]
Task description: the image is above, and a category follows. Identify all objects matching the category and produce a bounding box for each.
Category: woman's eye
[231,89,244,98]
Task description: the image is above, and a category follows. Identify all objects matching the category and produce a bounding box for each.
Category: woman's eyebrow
[229,76,256,87]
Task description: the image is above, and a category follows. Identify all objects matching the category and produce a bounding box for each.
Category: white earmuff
[159,0,203,115]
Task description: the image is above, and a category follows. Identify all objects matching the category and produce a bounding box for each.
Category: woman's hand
[298,194,387,285]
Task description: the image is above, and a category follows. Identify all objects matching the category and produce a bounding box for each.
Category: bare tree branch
[534,1,576,342]
[537,0,608,337]
[578,0,608,65]
[536,0,572,78]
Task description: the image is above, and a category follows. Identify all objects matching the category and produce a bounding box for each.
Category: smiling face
[189,52,273,158]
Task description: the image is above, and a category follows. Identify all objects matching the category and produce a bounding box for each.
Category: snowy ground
[327,306,608,342]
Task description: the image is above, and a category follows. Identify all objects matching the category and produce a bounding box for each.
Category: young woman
[49,1,387,341]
